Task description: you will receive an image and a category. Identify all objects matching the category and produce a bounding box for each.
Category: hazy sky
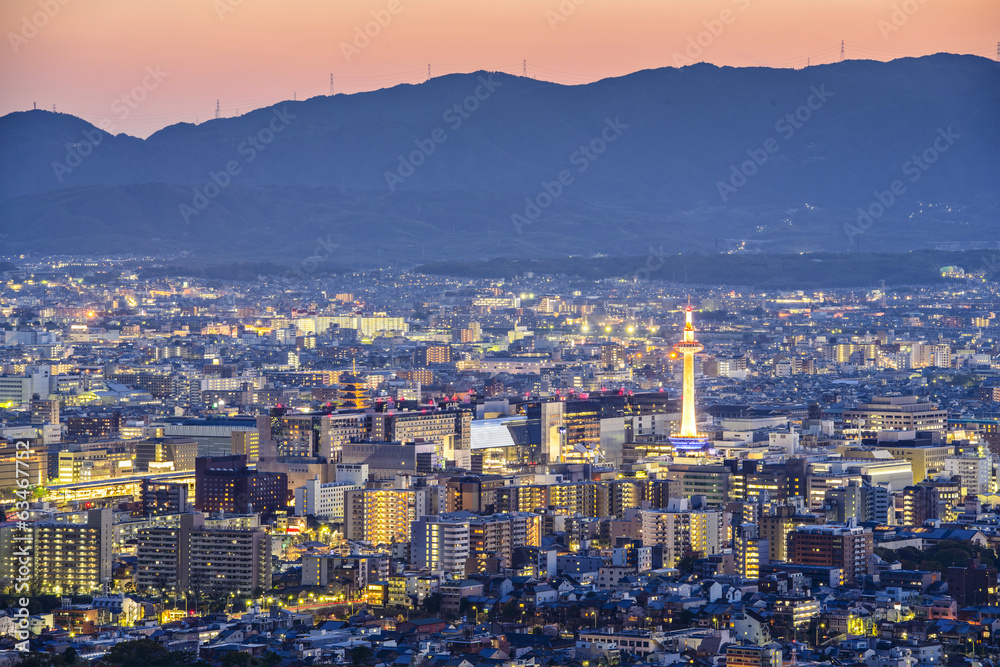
[3,0,997,137]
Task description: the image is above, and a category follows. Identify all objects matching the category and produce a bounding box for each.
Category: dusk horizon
[3,0,997,137]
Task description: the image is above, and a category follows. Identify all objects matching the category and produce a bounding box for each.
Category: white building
[294,476,364,520]
[945,452,993,495]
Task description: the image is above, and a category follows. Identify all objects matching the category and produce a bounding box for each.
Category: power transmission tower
[427,64,431,80]
[330,74,334,95]
[215,100,220,119]
[523,59,527,77]
[840,40,845,61]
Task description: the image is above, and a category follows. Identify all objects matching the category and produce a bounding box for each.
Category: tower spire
[671,304,707,447]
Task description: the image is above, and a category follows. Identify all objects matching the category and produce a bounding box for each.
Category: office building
[294,475,364,520]
[135,438,198,473]
[140,480,190,515]
[29,396,59,425]
[787,524,873,584]
[843,396,947,438]
[195,455,287,519]
[231,430,261,463]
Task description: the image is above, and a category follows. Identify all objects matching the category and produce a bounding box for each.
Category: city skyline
[2,0,997,137]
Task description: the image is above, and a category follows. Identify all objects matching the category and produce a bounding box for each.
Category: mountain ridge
[1,54,996,261]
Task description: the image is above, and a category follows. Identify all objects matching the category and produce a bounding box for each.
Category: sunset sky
[3,0,997,137]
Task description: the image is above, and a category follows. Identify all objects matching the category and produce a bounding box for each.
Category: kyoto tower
[670,305,709,450]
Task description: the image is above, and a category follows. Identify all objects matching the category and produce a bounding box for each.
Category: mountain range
[1,54,997,264]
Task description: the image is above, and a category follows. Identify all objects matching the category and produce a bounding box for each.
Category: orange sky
[2,0,997,137]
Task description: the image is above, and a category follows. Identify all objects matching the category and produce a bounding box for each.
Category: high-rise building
[345,488,430,545]
[140,480,190,515]
[294,475,364,521]
[734,523,768,581]
[787,524,873,584]
[410,512,541,577]
[639,501,726,567]
[231,430,261,463]
[445,475,509,514]
[195,455,287,518]
[825,481,892,524]
[946,560,999,607]
[759,505,824,563]
[188,527,271,594]
[601,344,626,369]
[415,345,451,366]
[136,513,270,594]
[31,509,112,594]
[135,438,198,473]
[0,440,47,488]
[67,413,123,440]
[29,396,59,425]
[945,451,992,495]
[901,478,962,526]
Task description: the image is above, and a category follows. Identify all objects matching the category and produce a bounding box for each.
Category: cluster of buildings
[0,257,998,666]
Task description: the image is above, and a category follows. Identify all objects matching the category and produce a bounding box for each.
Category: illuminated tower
[671,305,709,451]
[339,357,370,410]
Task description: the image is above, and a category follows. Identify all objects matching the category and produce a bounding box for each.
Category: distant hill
[1,54,997,262]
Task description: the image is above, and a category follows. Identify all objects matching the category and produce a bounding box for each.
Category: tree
[675,555,698,576]
[99,639,202,667]
[348,646,374,667]
[422,593,442,614]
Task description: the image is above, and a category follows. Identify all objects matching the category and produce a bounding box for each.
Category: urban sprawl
[0,257,998,667]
